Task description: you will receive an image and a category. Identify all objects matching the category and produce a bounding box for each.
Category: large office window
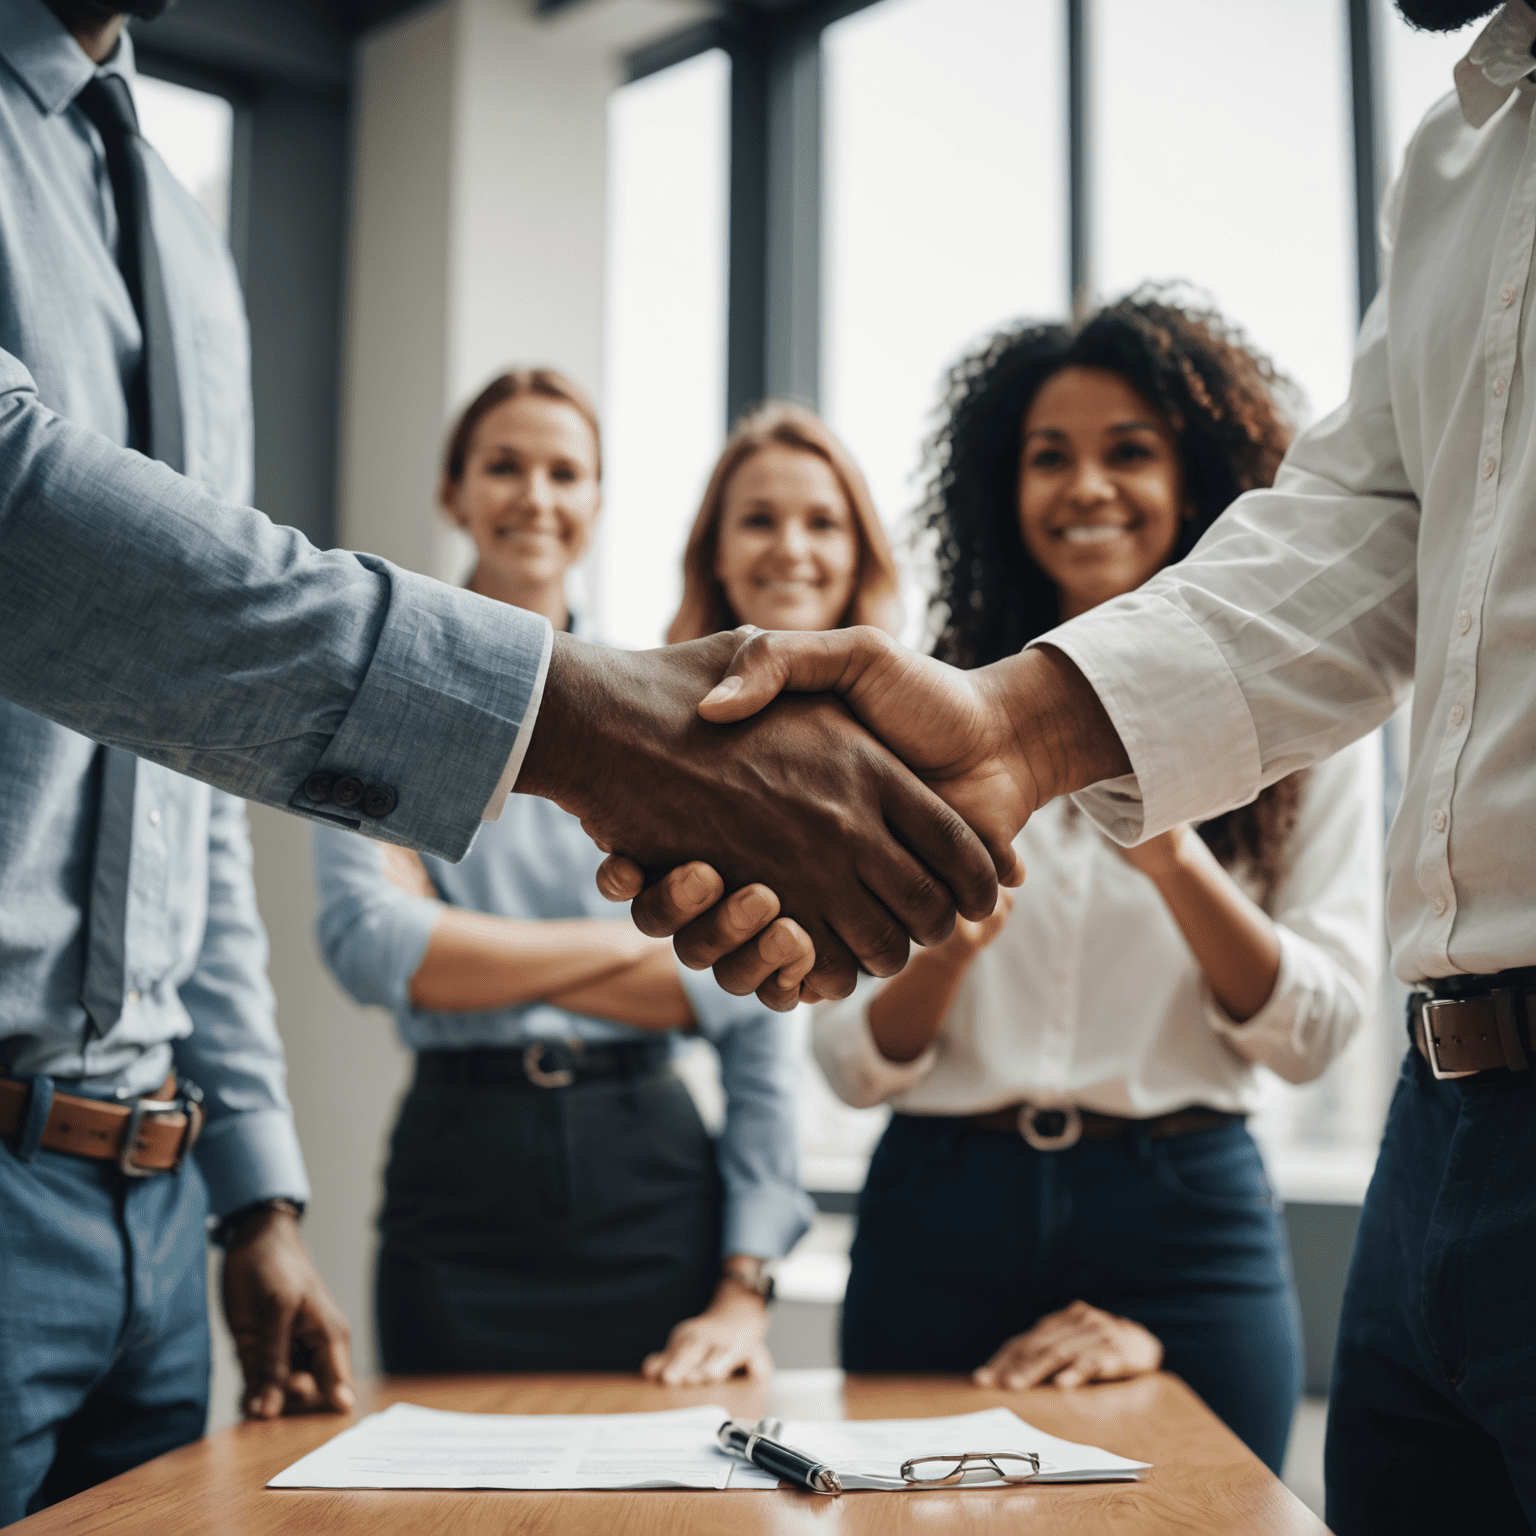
[597,50,731,650]
[1092,0,1356,424]
[821,0,1068,645]
[135,74,234,238]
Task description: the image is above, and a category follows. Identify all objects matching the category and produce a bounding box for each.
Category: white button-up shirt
[1046,1,1536,987]
[812,741,1379,1119]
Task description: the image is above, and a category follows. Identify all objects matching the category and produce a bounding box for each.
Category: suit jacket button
[304,771,335,803]
[362,784,397,818]
[332,775,366,808]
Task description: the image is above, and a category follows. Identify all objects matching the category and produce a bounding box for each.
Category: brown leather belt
[1413,988,1536,1079]
[968,1102,1242,1151]
[0,1073,202,1174]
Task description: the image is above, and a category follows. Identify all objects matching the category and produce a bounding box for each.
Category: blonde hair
[666,402,900,643]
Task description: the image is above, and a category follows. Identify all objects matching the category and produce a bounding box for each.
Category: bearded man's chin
[1394,0,1500,32]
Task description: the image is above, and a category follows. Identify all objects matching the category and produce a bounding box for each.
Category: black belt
[415,1041,672,1091]
[1411,968,1536,1079]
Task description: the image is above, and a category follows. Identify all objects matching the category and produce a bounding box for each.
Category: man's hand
[221,1204,355,1420]
[640,1281,772,1387]
[972,1301,1164,1390]
[600,629,1128,1003]
[519,631,1004,1000]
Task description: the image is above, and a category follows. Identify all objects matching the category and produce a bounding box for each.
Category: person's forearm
[546,945,696,1031]
[409,911,649,1012]
[981,645,1132,811]
[866,946,976,1063]
[1146,830,1281,1022]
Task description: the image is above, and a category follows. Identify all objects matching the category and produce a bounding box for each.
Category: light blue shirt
[314,781,815,1260]
[0,4,305,1213]
[0,2,547,861]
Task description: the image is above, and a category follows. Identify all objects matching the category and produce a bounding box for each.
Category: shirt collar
[0,0,136,119]
[1456,1,1536,128]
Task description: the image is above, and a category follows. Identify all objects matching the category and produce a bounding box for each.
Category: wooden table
[12,1370,1326,1535]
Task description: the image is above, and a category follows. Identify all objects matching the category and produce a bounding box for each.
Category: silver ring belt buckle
[119,1091,202,1177]
[1017,1104,1083,1151]
[1419,999,1481,1081]
[523,1040,582,1089]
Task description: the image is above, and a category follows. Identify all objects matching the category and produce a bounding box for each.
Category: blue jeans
[1325,1045,1536,1534]
[843,1114,1302,1473]
[0,1078,210,1525]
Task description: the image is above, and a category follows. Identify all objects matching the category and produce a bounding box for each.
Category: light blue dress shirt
[313,745,815,1260]
[0,5,307,1213]
[0,0,548,862]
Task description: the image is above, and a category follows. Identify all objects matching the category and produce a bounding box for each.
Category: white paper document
[267,1402,745,1490]
[268,1401,1147,1493]
[721,1407,1149,1490]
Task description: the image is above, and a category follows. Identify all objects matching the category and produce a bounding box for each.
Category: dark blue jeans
[843,1113,1302,1473]
[0,1079,210,1525]
[1325,1046,1536,1534]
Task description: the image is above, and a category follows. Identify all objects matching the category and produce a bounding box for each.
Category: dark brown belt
[0,1073,202,1174]
[968,1102,1242,1151]
[1413,987,1536,1078]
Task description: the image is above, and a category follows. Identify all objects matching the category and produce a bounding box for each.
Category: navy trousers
[0,1079,210,1525]
[843,1114,1302,1473]
[1325,1045,1536,1534]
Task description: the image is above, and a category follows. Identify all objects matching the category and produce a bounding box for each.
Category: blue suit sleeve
[312,823,441,1014]
[700,999,815,1260]
[0,350,548,861]
[173,791,309,1217]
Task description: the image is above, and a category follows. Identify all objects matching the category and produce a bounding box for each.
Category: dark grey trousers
[376,1060,722,1372]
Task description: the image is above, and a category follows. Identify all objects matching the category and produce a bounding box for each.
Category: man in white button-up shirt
[656,2,1536,1528]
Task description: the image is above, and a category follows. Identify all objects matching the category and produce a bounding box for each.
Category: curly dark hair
[923,289,1305,890]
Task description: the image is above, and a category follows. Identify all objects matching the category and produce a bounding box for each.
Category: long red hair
[666,402,901,643]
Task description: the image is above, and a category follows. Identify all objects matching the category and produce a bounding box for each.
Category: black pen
[717,1418,842,1495]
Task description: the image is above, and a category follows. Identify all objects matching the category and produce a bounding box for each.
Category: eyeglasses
[900,1450,1043,1486]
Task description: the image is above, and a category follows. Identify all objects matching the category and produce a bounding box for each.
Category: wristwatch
[721,1255,775,1304]
[211,1197,303,1249]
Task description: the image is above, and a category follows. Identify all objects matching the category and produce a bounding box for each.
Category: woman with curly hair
[812,293,1382,1472]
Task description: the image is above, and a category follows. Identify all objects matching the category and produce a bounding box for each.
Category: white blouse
[812,737,1381,1119]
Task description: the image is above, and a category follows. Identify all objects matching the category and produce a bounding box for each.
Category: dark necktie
[71,72,186,1040]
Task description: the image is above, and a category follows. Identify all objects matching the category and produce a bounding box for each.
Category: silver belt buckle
[1017,1104,1083,1151]
[119,1094,197,1177]
[523,1040,580,1089]
[1419,999,1480,1081]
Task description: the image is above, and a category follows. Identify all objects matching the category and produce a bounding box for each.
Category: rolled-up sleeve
[810,972,939,1109]
[312,824,442,1014]
[1203,738,1382,1084]
[0,350,549,861]
[699,1001,814,1259]
[1044,288,1419,845]
[173,791,309,1216]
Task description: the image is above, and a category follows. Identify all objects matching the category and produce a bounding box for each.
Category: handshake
[517,625,1130,1010]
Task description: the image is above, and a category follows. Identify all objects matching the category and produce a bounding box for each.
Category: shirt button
[1457,610,1472,633]
[1432,895,1448,916]
[1432,809,1447,832]
[1501,283,1516,304]
[1450,703,1465,727]
[147,809,160,826]
[127,988,141,1004]
[362,783,398,818]
[1482,456,1497,478]
[332,775,366,809]
[1493,378,1507,396]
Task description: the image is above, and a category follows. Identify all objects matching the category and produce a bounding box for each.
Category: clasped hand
[542,626,1118,1007]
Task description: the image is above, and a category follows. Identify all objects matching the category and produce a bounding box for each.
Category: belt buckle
[119,1091,201,1177]
[523,1041,580,1089]
[1420,1000,1480,1081]
[1017,1104,1083,1151]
